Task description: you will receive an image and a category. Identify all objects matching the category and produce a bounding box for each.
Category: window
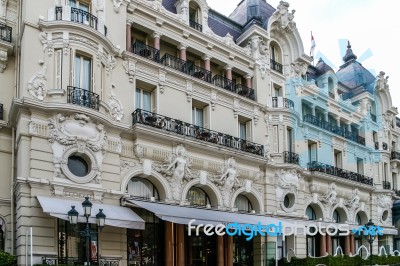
[308,142,318,163]
[306,206,316,220]
[58,219,98,263]
[67,155,89,177]
[235,195,253,213]
[334,150,342,168]
[0,220,4,251]
[273,84,282,97]
[126,178,159,200]
[136,88,152,112]
[55,49,63,90]
[356,213,362,225]
[233,235,254,265]
[74,54,92,91]
[187,187,210,206]
[238,117,251,141]
[332,210,340,223]
[192,106,204,127]
[357,158,364,175]
[69,0,89,12]
[287,128,293,152]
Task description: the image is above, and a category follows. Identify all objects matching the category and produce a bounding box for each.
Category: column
[345,235,350,255]
[217,236,224,266]
[152,32,162,50]
[202,54,211,71]
[176,224,185,266]
[320,234,326,256]
[350,235,355,255]
[336,117,341,127]
[225,65,232,80]
[245,74,253,88]
[326,234,332,255]
[179,43,187,61]
[324,111,329,122]
[165,222,174,266]
[311,104,316,116]
[225,236,233,266]
[347,122,352,132]
[126,21,132,52]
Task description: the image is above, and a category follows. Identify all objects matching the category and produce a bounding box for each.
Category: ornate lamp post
[68,197,106,265]
[364,219,377,266]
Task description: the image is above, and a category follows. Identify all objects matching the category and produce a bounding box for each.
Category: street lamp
[364,219,377,266]
[68,197,106,265]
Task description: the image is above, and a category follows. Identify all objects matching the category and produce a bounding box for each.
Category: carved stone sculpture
[215,157,240,208]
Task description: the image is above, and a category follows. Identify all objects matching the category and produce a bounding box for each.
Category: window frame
[73,53,93,91]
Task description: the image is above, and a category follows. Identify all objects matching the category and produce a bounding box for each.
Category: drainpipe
[10,127,15,254]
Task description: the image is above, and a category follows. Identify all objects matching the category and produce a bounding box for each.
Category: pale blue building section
[285,42,381,183]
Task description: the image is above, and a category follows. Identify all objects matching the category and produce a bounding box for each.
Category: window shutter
[246,120,252,141]
[203,106,209,129]
[55,49,62,90]
[309,144,317,162]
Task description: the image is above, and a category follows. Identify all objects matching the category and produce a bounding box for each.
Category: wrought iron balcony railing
[236,84,255,101]
[307,161,373,186]
[132,109,264,156]
[270,59,283,74]
[283,151,299,165]
[188,64,212,83]
[303,114,365,145]
[67,86,100,111]
[54,6,108,35]
[213,75,236,92]
[0,103,3,120]
[0,23,12,43]
[189,20,203,32]
[132,42,160,62]
[271,97,294,109]
[383,181,391,190]
[392,151,400,160]
[159,54,187,73]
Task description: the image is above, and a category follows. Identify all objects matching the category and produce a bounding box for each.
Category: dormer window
[189,1,202,32]
[270,42,283,74]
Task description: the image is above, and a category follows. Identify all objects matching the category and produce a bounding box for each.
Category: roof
[229,0,275,30]
[315,58,334,75]
[208,9,243,40]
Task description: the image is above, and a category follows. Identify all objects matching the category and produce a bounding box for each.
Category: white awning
[128,199,300,233]
[37,196,145,229]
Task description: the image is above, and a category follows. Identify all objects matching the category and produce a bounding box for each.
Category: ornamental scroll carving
[28,64,47,101]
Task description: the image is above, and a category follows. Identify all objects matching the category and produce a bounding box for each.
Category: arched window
[187,187,210,206]
[333,210,340,223]
[306,206,316,220]
[270,42,283,73]
[235,195,253,213]
[0,224,4,251]
[189,1,202,31]
[328,77,334,99]
[127,178,160,200]
[356,213,362,225]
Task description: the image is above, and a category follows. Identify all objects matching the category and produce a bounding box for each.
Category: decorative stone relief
[158,145,193,201]
[210,91,217,110]
[214,157,240,208]
[159,70,166,94]
[254,106,260,125]
[28,64,47,101]
[63,32,70,55]
[175,0,189,23]
[105,55,116,75]
[186,80,193,102]
[272,1,296,33]
[39,31,54,56]
[290,60,308,78]
[123,60,136,83]
[376,71,389,91]
[377,194,392,224]
[134,144,145,160]
[319,183,337,213]
[48,113,107,183]
[0,48,7,73]
[108,89,124,121]
[112,0,123,13]
[345,188,361,220]
[121,160,137,175]
[357,98,371,117]
[274,169,300,213]
[247,36,269,79]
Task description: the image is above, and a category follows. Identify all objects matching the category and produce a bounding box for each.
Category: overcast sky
[207,0,400,113]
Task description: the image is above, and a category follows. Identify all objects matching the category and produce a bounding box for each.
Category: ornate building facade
[0,0,399,265]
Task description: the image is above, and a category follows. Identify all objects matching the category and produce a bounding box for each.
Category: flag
[310,32,316,58]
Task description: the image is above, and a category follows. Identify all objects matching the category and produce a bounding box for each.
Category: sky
[206,0,400,112]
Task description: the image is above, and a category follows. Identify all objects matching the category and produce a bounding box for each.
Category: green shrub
[0,251,16,266]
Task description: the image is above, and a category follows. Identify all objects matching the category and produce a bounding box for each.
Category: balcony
[383,181,391,190]
[270,59,283,74]
[283,151,299,165]
[0,103,3,120]
[392,151,400,160]
[0,23,12,43]
[53,6,107,36]
[160,54,187,73]
[236,84,255,101]
[213,75,235,92]
[272,97,294,109]
[132,42,160,62]
[188,64,212,83]
[303,114,365,145]
[67,86,100,111]
[132,109,264,157]
[307,161,373,186]
[189,20,203,32]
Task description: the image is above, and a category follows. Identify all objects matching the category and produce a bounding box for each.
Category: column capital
[202,54,212,61]
[178,43,188,50]
[245,73,253,79]
[224,64,232,71]
[152,32,163,39]
[126,19,133,25]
